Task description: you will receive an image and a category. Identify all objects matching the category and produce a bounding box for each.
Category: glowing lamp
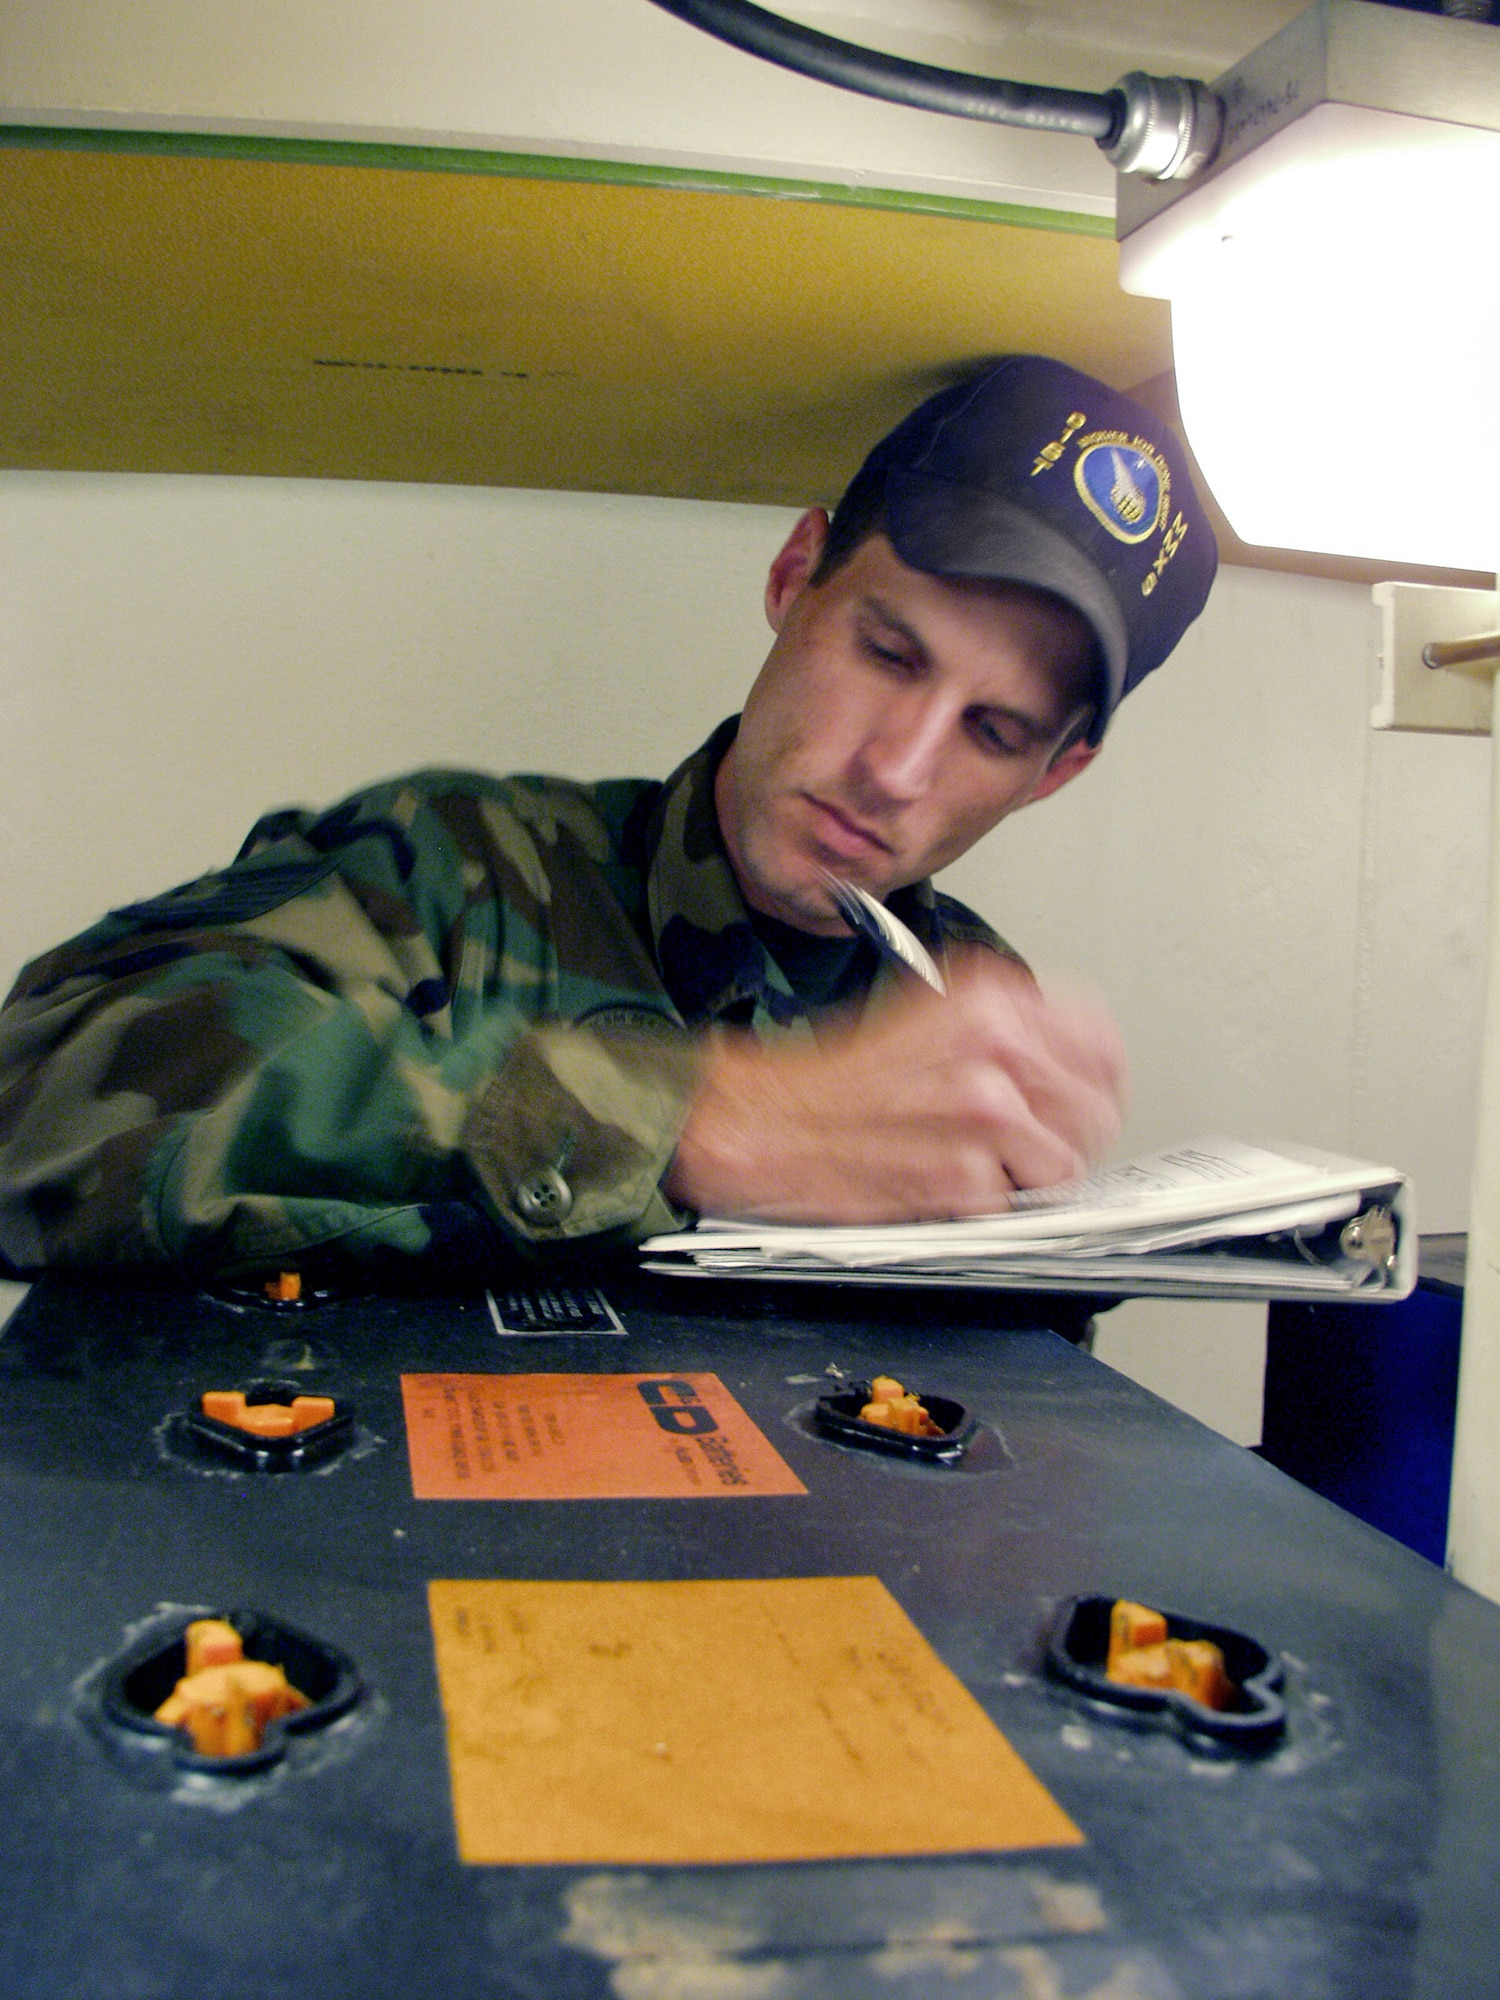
[1117,0,1500,570]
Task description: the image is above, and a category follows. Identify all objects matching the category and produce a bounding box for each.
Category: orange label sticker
[400,1372,806,1500]
[428,1576,1083,1865]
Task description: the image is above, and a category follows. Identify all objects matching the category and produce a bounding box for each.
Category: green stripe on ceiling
[0,123,1113,237]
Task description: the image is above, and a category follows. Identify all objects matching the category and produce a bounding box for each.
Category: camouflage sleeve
[901,882,1030,977]
[0,778,700,1276]
[935,896,1030,974]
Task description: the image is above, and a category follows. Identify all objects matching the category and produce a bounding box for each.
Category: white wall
[0,472,788,965]
[1,468,1490,1441]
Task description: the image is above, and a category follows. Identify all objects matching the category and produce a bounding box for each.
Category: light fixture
[1116,0,1500,570]
[651,0,1498,568]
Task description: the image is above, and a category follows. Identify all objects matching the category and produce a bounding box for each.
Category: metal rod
[1423,633,1500,671]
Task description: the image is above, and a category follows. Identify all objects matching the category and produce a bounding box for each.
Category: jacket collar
[644,718,945,1029]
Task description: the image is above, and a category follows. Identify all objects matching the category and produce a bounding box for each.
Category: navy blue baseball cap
[857,356,1217,743]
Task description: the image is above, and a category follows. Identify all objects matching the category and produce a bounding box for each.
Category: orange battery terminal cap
[263,1271,302,1303]
[185,1618,244,1676]
[200,1391,337,1437]
[154,1659,311,1758]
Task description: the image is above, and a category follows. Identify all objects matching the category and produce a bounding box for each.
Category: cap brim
[884,467,1129,744]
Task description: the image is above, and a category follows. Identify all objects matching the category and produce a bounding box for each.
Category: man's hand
[664,953,1127,1223]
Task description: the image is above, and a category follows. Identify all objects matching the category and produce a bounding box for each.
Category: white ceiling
[752,2,1306,84]
[0,0,1310,216]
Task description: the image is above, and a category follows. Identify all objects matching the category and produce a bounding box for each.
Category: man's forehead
[842,538,1096,727]
[845,531,1081,625]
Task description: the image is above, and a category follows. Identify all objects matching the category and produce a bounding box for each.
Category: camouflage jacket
[0,719,1007,1278]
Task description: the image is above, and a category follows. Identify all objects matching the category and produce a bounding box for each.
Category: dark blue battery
[1261,1235,1464,1564]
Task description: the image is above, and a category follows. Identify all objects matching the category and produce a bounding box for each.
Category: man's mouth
[802,795,892,861]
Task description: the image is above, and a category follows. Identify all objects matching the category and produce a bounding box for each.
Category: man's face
[715,511,1101,936]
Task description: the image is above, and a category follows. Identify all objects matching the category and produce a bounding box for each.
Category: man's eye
[859,633,916,672]
[970,715,1028,757]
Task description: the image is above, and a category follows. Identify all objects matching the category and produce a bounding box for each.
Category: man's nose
[855,694,950,804]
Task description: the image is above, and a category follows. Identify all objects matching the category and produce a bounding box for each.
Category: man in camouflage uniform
[0,358,1215,1279]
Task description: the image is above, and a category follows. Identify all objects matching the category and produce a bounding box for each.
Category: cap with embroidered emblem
[856,355,1217,742]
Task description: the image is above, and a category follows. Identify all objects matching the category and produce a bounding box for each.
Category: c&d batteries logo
[1074,434,1170,545]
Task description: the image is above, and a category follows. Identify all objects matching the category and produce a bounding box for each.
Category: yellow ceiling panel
[0,139,1170,504]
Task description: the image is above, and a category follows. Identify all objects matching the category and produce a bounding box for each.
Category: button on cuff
[460,1020,702,1245]
[512,1166,574,1226]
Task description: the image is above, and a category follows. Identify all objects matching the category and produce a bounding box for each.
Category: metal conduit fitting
[1103,72,1226,181]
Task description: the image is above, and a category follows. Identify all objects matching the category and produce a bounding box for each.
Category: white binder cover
[640,1138,1416,1303]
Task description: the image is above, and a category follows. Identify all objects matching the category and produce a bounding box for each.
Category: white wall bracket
[1371,581,1500,736]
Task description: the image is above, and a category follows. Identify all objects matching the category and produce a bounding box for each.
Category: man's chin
[800,858,911,934]
[733,826,897,932]
[747,869,856,938]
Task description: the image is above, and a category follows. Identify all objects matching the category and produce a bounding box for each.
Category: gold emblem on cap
[1073,431,1170,546]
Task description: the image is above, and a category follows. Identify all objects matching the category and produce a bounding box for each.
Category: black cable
[644,0,1123,145]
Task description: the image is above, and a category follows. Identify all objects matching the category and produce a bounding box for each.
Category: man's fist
[665,952,1127,1223]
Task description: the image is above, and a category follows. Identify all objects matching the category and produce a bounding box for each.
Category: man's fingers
[982,1030,1125,1173]
[947,955,1128,1095]
[932,963,1127,1180]
[974,1079,1116,1194]
[668,951,1130,1225]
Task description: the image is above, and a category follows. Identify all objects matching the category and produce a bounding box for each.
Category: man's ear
[765,508,830,631]
[1026,737,1100,805]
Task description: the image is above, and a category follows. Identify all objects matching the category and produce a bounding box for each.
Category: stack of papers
[641,1138,1415,1302]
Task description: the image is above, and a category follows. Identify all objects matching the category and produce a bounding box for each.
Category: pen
[819,871,948,995]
